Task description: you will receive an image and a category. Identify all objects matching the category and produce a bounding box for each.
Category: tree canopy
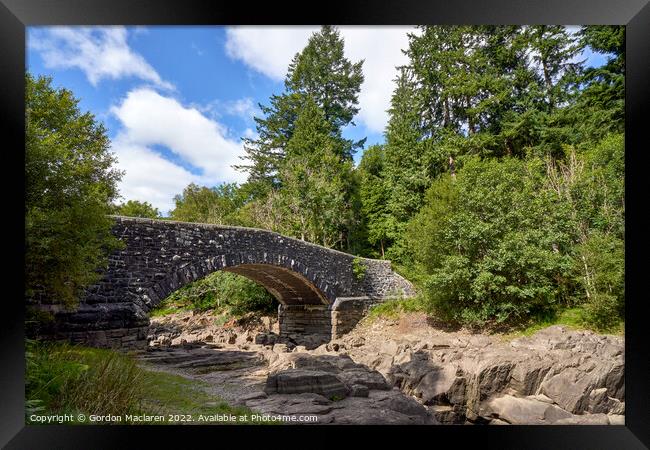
[25,73,123,307]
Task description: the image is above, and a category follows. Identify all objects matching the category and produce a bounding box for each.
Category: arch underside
[224,264,329,306]
[147,260,331,311]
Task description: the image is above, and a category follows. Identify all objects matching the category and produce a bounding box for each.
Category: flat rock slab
[245,390,434,425]
[265,369,349,399]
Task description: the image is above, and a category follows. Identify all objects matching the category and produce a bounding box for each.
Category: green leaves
[170,182,246,225]
[115,200,160,219]
[161,271,277,316]
[25,73,123,308]
[408,157,577,326]
[273,97,356,248]
[233,26,365,252]
[351,257,367,281]
[237,26,364,189]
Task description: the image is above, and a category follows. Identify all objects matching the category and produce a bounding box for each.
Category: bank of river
[139,310,625,425]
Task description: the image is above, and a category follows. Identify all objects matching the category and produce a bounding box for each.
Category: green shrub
[408,158,575,327]
[367,296,426,320]
[25,74,123,307]
[583,293,622,331]
[573,231,624,330]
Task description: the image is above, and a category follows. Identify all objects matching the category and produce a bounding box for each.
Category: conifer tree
[237,26,364,189]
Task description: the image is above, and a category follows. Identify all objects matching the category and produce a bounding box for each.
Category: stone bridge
[41,216,415,349]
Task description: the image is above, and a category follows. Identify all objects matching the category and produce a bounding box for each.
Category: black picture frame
[2,0,648,447]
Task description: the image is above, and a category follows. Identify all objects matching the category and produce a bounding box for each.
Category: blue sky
[27,26,608,215]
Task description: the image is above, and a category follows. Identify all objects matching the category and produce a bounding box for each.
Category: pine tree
[383,68,434,226]
[526,25,583,111]
[236,26,364,189]
[575,25,625,135]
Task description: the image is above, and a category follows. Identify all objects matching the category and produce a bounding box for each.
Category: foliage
[400,131,624,330]
[237,25,364,187]
[25,73,123,307]
[271,97,357,248]
[170,182,247,225]
[157,271,278,316]
[357,145,391,258]
[573,231,624,330]
[366,296,427,321]
[350,25,625,331]
[114,200,160,219]
[25,340,145,420]
[407,158,577,326]
[25,340,262,424]
[351,257,367,281]
[234,26,364,252]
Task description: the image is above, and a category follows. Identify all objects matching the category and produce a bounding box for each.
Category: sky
[26,26,608,215]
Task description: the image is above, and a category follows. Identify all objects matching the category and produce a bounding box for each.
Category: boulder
[350,384,369,397]
[554,413,611,425]
[265,369,349,399]
[482,395,551,425]
[413,365,457,405]
[540,368,596,414]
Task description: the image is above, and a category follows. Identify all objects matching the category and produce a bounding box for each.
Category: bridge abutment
[278,304,332,348]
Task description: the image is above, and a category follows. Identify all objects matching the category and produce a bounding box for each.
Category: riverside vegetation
[25,25,624,422]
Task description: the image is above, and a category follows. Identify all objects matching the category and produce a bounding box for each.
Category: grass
[149,305,188,317]
[26,341,146,422]
[363,299,624,340]
[365,296,427,321]
[26,341,268,425]
[138,369,264,424]
[498,307,625,341]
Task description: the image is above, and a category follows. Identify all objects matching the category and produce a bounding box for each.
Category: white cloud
[110,88,248,213]
[29,26,173,89]
[339,27,414,133]
[224,97,258,122]
[224,26,415,133]
[225,26,317,81]
[111,140,196,214]
[192,97,260,125]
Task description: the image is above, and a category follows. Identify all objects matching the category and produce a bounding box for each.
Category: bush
[583,293,621,331]
[573,231,624,330]
[407,158,576,327]
[352,257,367,281]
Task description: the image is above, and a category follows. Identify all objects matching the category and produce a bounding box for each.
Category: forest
[26,25,625,334]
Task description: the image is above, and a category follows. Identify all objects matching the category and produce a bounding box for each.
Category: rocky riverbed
[139,310,625,425]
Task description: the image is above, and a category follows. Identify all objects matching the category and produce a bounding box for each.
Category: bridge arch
[146,254,331,311]
[39,216,416,349]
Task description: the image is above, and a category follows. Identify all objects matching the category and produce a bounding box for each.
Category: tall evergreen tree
[237,26,364,189]
[526,25,582,111]
[383,68,436,227]
[575,25,625,136]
